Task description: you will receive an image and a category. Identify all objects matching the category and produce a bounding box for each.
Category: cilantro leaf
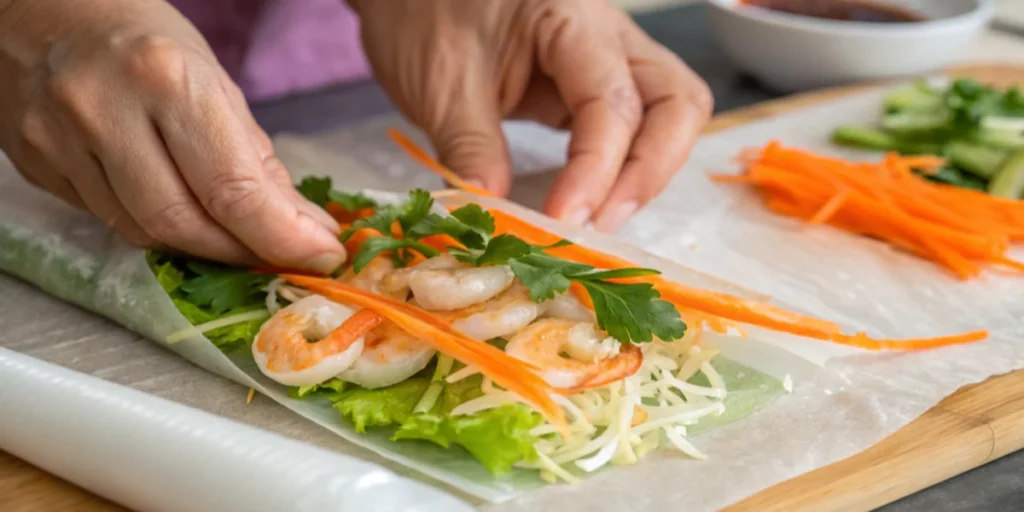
[327,190,378,211]
[341,189,434,242]
[449,204,495,238]
[454,234,532,266]
[405,214,487,249]
[578,280,685,343]
[296,176,332,207]
[509,257,575,302]
[352,236,439,273]
[179,262,273,315]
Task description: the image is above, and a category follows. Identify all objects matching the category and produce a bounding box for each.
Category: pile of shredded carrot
[385,130,990,351]
[712,141,1024,280]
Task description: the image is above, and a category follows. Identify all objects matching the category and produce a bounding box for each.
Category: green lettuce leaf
[290,379,347,400]
[333,378,429,432]
[332,372,542,475]
[393,403,541,476]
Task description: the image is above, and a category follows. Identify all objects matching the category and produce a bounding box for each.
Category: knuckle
[688,80,714,117]
[18,110,51,150]
[205,175,266,222]
[121,35,189,95]
[141,201,200,244]
[46,72,92,111]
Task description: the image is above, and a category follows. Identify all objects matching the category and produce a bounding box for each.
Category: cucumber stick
[946,141,1007,179]
[987,150,1024,199]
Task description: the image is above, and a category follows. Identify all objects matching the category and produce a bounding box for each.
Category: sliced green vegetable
[946,141,1007,179]
[831,125,898,150]
[987,150,1024,199]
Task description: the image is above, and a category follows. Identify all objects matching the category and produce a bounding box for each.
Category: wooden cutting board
[2,64,1023,512]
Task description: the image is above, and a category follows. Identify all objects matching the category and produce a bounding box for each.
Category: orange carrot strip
[280,275,567,432]
[327,204,374,224]
[808,192,848,224]
[387,129,496,197]
[828,330,988,351]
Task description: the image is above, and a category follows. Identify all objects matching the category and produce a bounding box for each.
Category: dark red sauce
[742,0,927,23]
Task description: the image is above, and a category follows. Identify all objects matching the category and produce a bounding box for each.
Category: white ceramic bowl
[705,0,994,93]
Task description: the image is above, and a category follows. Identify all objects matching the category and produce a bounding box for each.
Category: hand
[0,0,347,273]
[352,0,712,232]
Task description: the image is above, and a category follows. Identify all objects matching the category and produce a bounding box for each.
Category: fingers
[429,70,514,197]
[534,9,643,226]
[157,84,347,274]
[98,117,261,265]
[591,26,713,232]
[218,73,340,234]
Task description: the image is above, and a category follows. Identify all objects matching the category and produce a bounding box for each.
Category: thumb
[429,84,513,197]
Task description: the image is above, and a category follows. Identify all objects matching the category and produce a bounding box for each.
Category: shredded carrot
[334,308,384,340]
[386,131,990,352]
[327,203,374,224]
[280,275,568,433]
[387,129,496,198]
[714,141,1024,280]
[246,388,256,405]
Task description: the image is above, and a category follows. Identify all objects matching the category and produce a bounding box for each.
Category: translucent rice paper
[0,161,798,503]
[265,85,1024,512]
[0,347,471,512]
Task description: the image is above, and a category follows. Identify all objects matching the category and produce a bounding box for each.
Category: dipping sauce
[742,0,926,23]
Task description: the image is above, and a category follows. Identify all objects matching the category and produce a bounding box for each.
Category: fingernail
[594,201,638,233]
[305,252,346,275]
[563,206,592,227]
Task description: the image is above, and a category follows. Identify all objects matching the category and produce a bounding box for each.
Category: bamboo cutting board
[2,64,1024,512]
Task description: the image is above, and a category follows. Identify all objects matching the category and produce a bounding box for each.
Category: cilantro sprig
[342,189,686,344]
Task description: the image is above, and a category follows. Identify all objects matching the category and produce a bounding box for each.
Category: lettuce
[148,252,271,350]
[331,373,542,476]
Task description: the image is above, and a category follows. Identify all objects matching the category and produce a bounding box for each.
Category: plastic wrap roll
[0,348,471,512]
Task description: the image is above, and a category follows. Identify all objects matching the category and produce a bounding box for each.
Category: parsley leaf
[341,189,434,242]
[352,237,439,273]
[405,214,487,249]
[453,234,532,266]
[180,262,273,315]
[578,280,685,343]
[449,204,496,238]
[327,190,378,212]
[296,176,332,207]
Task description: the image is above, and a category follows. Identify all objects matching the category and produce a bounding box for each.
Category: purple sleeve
[170,0,371,102]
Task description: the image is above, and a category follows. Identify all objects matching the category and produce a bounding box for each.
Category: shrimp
[438,281,546,341]
[543,292,596,323]
[381,254,515,311]
[337,256,407,300]
[337,321,436,389]
[505,319,643,391]
[332,254,437,389]
[252,294,369,387]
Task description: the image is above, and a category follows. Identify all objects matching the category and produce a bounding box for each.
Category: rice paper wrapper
[0,160,801,504]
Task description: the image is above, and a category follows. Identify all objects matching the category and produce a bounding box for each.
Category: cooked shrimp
[381,254,515,311]
[252,294,370,386]
[337,321,436,389]
[338,256,407,300]
[334,256,436,389]
[505,319,643,391]
[439,282,547,340]
[544,292,596,322]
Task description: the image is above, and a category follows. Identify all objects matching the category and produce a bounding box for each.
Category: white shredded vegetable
[783,374,794,393]
[165,309,270,344]
[517,333,730,482]
[265,278,284,314]
[445,364,479,383]
[449,391,523,416]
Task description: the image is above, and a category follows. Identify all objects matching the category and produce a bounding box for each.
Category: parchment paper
[1,77,1022,511]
